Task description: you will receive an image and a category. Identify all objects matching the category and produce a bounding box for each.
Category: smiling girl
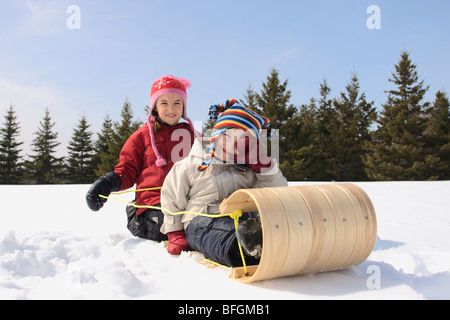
[86,75,196,242]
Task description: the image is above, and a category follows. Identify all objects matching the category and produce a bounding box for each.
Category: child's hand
[236,134,273,174]
[167,230,189,255]
[86,172,122,211]
[236,133,258,164]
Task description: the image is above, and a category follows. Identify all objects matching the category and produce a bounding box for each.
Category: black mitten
[86,172,122,211]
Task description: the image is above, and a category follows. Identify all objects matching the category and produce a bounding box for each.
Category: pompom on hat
[198,99,270,172]
[147,75,196,167]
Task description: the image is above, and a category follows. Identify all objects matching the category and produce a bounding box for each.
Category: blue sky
[1,0,449,157]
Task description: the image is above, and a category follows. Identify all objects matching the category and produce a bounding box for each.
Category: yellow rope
[100,189,248,275]
[110,187,162,195]
[100,194,231,218]
[204,259,230,269]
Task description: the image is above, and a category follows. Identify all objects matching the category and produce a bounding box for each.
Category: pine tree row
[0,51,448,184]
[241,51,449,181]
[0,99,141,184]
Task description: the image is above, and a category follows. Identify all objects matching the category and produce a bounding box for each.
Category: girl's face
[155,94,184,126]
[214,129,246,162]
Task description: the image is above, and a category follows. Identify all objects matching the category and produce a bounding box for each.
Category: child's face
[214,129,246,162]
[155,94,184,126]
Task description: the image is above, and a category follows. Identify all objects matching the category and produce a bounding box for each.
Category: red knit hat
[150,75,191,118]
[147,75,196,167]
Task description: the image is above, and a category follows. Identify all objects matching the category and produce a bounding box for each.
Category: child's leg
[126,204,168,242]
[185,214,260,267]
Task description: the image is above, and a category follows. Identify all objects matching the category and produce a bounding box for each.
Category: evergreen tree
[96,99,142,176]
[423,90,450,180]
[241,84,259,112]
[24,108,64,184]
[202,117,216,135]
[93,114,114,176]
[328,72,377,181]
[66,115,97,184]
[0,103,24,184]
[364,51,430,180]
[280,99,326,181]
[313,79,336,180]
[254,67,297,163]
[254,68,297,129]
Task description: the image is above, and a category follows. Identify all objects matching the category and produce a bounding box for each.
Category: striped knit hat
[198,99,270,172]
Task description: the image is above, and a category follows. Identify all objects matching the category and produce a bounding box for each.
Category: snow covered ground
[0,181,449,300]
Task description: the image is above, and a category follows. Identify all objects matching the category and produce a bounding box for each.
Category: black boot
[236,218,263,259]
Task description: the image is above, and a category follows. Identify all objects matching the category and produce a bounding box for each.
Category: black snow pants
[126,203,168,242]
[185,212,260,267]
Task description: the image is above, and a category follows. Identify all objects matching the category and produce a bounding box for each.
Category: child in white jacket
[160,99,288,266]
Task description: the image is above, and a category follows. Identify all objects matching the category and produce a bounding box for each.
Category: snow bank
[1,182,449,300]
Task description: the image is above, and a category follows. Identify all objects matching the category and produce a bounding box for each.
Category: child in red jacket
[86,75,196,242]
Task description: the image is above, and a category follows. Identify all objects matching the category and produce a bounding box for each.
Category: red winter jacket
[114,121,194,215]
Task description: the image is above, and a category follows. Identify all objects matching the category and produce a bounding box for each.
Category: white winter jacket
[160,138,288,234]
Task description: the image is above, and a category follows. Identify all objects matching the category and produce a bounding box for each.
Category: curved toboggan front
[219,183,377,283]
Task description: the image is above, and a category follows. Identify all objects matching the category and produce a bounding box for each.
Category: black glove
[86,172,122,211]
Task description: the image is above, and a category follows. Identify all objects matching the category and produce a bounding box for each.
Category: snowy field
[0,181,449,300]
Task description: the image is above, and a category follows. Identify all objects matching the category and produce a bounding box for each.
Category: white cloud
[264,46,303,67]
[13,0,66,37]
